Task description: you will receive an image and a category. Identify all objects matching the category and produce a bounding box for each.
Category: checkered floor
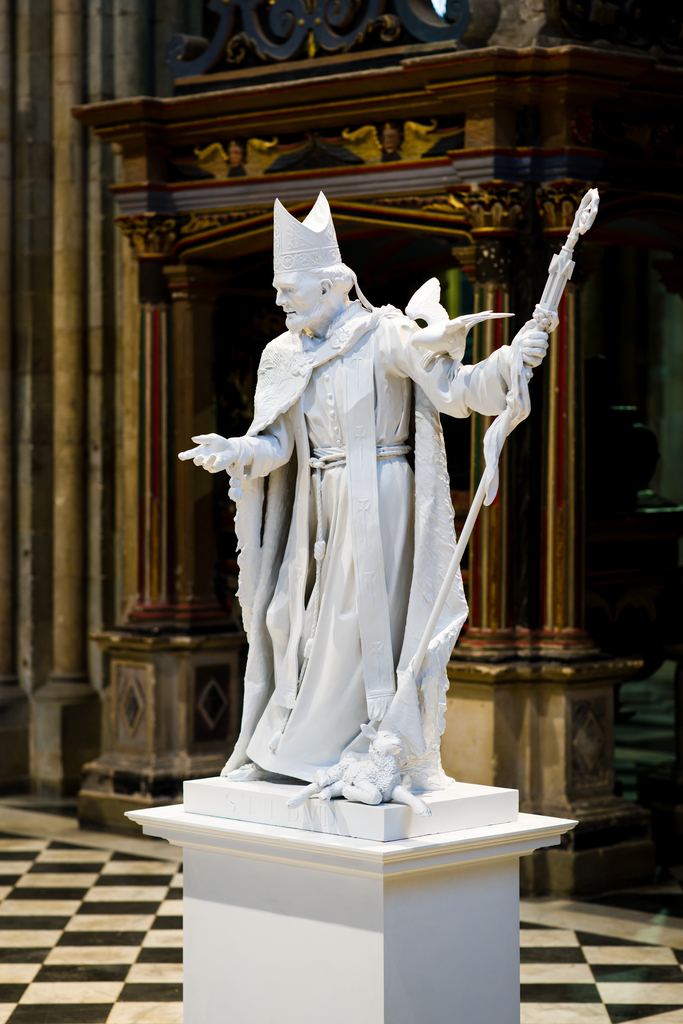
[520,921,683,1023]
[0,827,682,1023]
[0,830,182,1024]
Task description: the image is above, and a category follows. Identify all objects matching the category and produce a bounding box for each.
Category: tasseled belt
[309,443,411,473]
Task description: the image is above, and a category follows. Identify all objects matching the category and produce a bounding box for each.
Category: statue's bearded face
[273,271,336,337]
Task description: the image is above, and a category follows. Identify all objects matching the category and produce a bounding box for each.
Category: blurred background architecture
[0,0,682,896]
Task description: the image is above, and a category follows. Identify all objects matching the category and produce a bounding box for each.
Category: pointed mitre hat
[273,192,374,309]
[273,192,341,273]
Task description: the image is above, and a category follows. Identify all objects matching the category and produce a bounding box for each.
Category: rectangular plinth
[127,805,577,1024]
[183,775,518,841]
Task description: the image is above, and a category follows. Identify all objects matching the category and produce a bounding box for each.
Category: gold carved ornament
[340,120,438,164]
[536,181,598,232]
[116,215,179,256]
[463,184,523,232]
[194,138,281,178]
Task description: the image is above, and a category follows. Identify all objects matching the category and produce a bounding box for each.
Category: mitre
[273,191,374,310]
[273,192,342,273]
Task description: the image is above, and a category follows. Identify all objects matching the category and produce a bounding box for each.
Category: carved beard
[285,297,333,339]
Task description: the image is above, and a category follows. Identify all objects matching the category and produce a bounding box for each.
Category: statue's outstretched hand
[178,434,247,499]
[178,433,240,472]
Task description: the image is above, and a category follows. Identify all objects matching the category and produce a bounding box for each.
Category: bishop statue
[179,193,548,790]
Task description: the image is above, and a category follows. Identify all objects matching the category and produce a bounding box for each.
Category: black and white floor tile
[0,830,182,1024]
[0,824,682,1023]
[520,921,683,1023]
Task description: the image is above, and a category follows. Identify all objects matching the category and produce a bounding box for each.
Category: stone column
[85,0,117,698]
[456,183,522,659]
[442,181,655,895]
[15,3,56,785]
[0,0,28,790]
[32,0,100,796]
[79,255,243,828]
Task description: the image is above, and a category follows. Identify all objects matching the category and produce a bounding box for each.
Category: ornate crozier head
[272,192,373,336]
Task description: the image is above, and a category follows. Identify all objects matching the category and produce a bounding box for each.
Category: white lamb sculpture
[286,724,431,816]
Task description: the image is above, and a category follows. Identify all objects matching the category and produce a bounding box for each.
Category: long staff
[407,188,601,685]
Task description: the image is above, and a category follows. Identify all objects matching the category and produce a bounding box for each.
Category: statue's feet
[220,761,268,782]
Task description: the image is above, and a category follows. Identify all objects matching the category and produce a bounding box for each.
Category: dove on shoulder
[405,277,513,366]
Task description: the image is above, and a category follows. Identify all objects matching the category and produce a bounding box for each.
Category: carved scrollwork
[168,0,471,76]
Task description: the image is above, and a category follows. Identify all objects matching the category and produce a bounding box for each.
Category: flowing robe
[226,301,511,785]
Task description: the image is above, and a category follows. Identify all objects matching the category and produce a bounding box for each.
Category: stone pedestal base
[127,803,576,1024]
[184,776,518,841]
[32,680,100,796]
[78,631,244,830]
[442,656,655,895]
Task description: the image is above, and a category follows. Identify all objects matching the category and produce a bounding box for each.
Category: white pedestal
[127,803,576,1024]
[183,775,519,840]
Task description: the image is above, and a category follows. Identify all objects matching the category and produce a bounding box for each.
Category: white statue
[179,191,549,795]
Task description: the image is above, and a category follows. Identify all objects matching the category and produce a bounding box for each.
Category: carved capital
[461,183,523,234]
[116,215,180,258]
[536,181,595,236]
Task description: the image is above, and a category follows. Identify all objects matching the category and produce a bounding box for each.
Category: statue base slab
[126,803,576,1024]
[183,775,518,841]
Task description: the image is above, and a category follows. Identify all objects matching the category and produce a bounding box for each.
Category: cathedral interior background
[0,0,682,907]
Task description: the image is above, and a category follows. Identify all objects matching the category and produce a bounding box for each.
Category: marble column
[0,0,28,790]
[79,257,244,828]
[32,0,100,796]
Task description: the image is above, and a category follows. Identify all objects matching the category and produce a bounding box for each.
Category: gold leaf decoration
[401,120,438,161]
[341,125,382,164]
[194,142,231,179]
[244,137,280,176]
